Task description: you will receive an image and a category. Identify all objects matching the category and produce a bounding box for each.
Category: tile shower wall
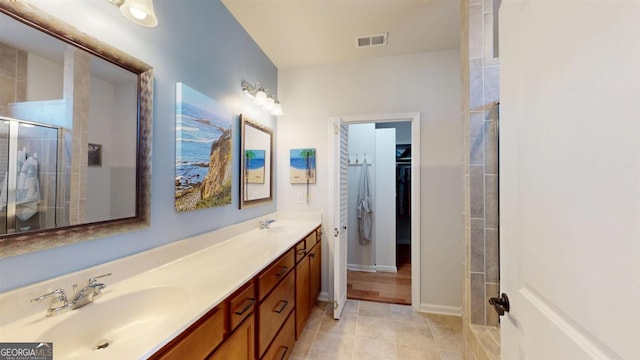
[0,42,27,117]
[462,0,501,356]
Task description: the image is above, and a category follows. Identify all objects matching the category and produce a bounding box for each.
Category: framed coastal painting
[244,149,265,183]
[175,83,232,212]
[290,148,316,184]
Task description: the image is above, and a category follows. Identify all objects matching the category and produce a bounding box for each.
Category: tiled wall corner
[463,0,501,354]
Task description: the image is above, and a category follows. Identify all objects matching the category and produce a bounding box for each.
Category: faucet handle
[88,273,112,285]
[31,289,70,317]
[31,288,67,304]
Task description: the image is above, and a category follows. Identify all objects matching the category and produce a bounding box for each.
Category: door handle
[488,293,510,316]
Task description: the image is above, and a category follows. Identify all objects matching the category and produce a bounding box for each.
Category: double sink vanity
[0,213,322,360]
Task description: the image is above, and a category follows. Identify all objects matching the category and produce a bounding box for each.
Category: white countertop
[0,212,322,359]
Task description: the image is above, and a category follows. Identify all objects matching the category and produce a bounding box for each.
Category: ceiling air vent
[355,33,388,48]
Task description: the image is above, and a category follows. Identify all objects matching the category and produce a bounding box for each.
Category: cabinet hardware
[233,298,255,316]
[273,300,288,314]
[278,346,288,360]
[275,266,288,277]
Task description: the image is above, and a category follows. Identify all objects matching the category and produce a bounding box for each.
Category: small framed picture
[88,143,102,167]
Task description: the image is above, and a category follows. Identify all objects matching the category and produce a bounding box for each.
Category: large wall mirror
[0,2,152,258]
[240,115,273,208]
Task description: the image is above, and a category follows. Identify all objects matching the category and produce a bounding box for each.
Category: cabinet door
[295,252,311,339]
[309,241,321,305]
[208,314,254,360]
[151,306,224,360]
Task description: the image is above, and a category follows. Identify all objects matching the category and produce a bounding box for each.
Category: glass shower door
[0,117,59,234]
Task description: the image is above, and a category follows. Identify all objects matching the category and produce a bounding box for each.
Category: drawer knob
[273,300,289,314]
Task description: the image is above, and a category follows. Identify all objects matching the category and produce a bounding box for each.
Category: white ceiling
[221,0,461,69]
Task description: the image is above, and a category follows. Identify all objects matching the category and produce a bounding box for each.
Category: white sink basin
[264,222,299,235]
[19,286,189,359]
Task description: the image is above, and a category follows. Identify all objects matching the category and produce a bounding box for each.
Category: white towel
[357,158,373,244]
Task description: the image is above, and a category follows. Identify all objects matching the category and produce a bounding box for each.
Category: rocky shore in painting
[175,128,232,212]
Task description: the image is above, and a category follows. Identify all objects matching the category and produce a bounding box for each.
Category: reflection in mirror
[0,2,152,258]
[240,115,273,208]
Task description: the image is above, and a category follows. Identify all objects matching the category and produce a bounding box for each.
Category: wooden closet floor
[347,244,411,305]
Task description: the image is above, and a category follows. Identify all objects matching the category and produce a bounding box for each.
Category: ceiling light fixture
[108,0,158,27]
[242,81,284,116]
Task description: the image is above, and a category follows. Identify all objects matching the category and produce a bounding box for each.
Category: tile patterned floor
[290,300,463,360]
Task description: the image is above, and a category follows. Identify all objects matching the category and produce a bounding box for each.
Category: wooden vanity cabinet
[150,305,225,360]
[151,226,321,360]
[257,250,295,358]
[295,228,322,339]
[208,314,254,360]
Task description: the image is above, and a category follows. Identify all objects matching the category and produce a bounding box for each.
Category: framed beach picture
[175,83,232,212]
[290,148,316,184]
[244,149,265,184]
[88,143,102,167]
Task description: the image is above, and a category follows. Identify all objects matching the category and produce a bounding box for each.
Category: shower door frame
[2,116,61,234]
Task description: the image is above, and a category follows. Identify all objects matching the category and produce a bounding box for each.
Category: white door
[332,118,349,319]
[500,1,640,358]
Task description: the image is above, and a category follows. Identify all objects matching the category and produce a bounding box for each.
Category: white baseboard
[317,291,330,302]
[376,265,397,273]
[419,303,463,317]
[347,264,377,272]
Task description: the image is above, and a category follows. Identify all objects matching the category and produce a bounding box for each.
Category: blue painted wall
[0,0,278,292]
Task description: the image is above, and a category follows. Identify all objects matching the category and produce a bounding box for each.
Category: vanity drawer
[294,239,307,263]
[153,305,224,360]
[261,311,295,360]
[258,271,294,357]
[228,282,256,332]
[304,231,317,247]
[258,249,294,301]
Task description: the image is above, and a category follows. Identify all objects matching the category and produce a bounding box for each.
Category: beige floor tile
[425,313,463,330]
[307,331,354,360]
[440,350,464,360]
[292,329,317,358]
[303,308,325,332]
[390,308,431,327]
[314,300,331,313]
[293,300,465,360]
[393,321,437,349]
[358,300,392,318]
[352,337,397,360]
[318,313,357,337]
[342,299,360,315]
[433,326,464,353]
[355,315,397,342]
[396,344,441,360]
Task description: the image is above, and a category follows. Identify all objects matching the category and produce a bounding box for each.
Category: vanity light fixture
[242,81,284,116]
[108,0,158,27]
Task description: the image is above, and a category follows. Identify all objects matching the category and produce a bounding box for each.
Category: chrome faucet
[31,273,111,316]
[30,288,70,317]
[259,219,276,230]
[71,273,111,310]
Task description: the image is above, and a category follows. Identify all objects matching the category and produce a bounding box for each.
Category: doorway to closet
[346,121,413,305]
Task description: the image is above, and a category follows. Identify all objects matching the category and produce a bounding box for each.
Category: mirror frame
[0,2,153,258]
[239,115,273,208]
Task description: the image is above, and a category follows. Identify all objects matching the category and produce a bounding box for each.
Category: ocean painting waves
[175,83,232,211]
